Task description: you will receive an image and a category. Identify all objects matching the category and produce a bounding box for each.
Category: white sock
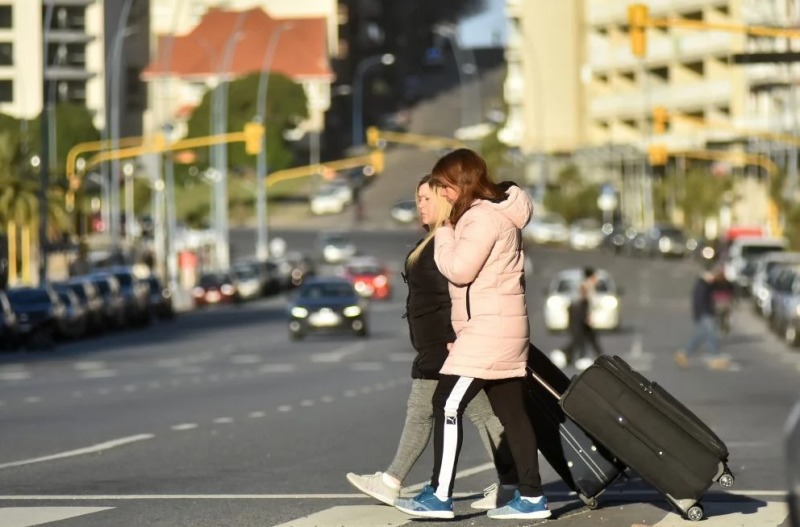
[381,472,401,489]
[520,495,543,504]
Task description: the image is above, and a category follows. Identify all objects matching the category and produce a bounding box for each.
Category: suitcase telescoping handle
[526,366,562,401]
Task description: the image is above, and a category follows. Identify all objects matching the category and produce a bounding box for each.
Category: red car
[193,272,240,306]
[343,258,392,300]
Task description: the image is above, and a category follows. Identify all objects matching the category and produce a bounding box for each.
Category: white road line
[212,417,233,424]
[311,342,367,363]
[123,385,137,392]
[344,390,357,397]
[258,364,295,373]
[388,353,413,362]
[230,355,262,364]
[320,396,334,403]
[277,405,292,412]
[273,505,410,527]
[0,371,30,381]
[300,400,314,407]
[171,424,198,431]
[351,362,383,371]
[24,397,41,404]
[0,507,113,527]
[0,434,154,471]
[73,361,107,371]
[248,411,265,418]
[81,370,117,379]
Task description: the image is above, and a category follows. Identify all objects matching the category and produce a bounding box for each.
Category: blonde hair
[406,175,453,267]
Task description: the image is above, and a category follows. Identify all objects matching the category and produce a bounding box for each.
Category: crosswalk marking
[0,507,112,527]
[650,501,788,526]
[273,505,410,527]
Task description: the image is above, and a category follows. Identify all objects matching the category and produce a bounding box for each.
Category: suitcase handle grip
[526,366,562,400]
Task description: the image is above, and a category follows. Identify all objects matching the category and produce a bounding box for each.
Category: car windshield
[234,266,257,279]
[658,227,684,238]
[57,292,73,305]
[66,283,87,300]
[324,235,349,246]
[394,200,415,210]
[147,278,161,293]
[93,279,111,294]
[742,245,785,258]
[315,186,339,197]
[555,276,613,294]
[114,273,133,287]
[199,274,225,287]
[8,289,51,305]
[299,282,355,299]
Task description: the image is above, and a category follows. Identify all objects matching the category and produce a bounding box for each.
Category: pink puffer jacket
[434,185,532,380]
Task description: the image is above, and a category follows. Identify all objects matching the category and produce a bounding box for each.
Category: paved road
[0,231,796,526]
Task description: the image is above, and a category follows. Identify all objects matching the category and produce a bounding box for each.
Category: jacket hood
[486,183,532,229]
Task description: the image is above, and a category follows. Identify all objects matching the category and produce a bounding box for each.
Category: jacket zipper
[465,284,472,320]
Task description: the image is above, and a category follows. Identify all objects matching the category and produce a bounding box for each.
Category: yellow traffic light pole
[367,127,467,151]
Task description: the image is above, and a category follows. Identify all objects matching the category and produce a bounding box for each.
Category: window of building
[0,42,11,66]
[0,6,10,29]
[0,80,12,103]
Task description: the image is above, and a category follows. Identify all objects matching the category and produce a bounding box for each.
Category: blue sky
[457,0,508,49]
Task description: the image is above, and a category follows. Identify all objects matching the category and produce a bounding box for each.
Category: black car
[6,286,66,348]
[287,277,368,340]
[57,279,106,334]
[54,289,88,339]
[103,267,151,326]
[86,274,127,329]
[0,289,19,351]
[146,276,175,320]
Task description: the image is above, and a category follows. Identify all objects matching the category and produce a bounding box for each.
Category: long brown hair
[406,175,453,267]
[429,149,505,224]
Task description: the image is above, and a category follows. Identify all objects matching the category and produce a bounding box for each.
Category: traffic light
[369,149,385,174]
[366,126,380,148]
[648,144,668,166]
[628,4,648,58]
[652,106,668,134]
[244,122,265,155]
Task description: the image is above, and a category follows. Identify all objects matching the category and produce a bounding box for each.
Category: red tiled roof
[143,7,333,81]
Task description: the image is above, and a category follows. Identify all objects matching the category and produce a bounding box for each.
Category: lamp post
[107,0,135,254]
[434,25,482,129]
[212,12,248,271]
[352,53,395,146]
[39,1,56,285]
[254,22,293,261]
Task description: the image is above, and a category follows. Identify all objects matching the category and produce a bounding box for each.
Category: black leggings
[430,374,543,499]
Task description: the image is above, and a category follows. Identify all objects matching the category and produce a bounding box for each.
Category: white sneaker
[470,483,518,510]
[346,472,400,506]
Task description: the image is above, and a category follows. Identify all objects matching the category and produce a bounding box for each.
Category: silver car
[544,268,621,332]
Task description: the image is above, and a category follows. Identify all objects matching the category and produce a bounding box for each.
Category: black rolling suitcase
[525,344,624,509]
[560,355,734,521]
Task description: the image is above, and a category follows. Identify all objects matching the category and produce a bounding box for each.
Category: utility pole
[39,2,56,285]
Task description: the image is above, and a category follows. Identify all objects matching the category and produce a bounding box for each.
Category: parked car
[343,257,392,300]
[193,272,240,306]
[543,268,621,332]
[310,185,347,215]
[787,398,800,527]
[602,224,636,254]
[751,253,800,317]
[146,276,175,320]
[232,263,263,301]
[724,236,787,293]
[569,218,604,250]
[523,213,569,244]
[329,178,354,204]
[390,199,418,224]
[630,225,688,258]
[6,286,66,348]
[86,273,127,329]
[54,289,88,339]
[0,289,19,351]
[58,278,106,333]
[287,277,368,340]
[102,267,151,326]
[318,232,357,264]
[767,267,800,347]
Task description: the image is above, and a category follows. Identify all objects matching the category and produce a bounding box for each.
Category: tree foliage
[543,164,602,224]
[185,73,308,171]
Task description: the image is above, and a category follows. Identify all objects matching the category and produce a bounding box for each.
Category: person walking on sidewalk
[675,267,730,370]
[395,149,551,521]
[346,175,519,510]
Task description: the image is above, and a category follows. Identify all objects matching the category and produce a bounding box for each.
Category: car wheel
[289,329,305,341]
[355,326,369,338]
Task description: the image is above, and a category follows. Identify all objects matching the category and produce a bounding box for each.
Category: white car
[329,178,354,204]
[390,199,418,224]
[544,268,621,332]
[569,219,604,250]
[524,214,569,244]
[310,185,346,215]
[319,232,357,264]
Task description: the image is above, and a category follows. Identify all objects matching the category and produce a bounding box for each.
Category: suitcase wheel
[580,496,599,510]
[686,504,704,521]
[719,472,735,488]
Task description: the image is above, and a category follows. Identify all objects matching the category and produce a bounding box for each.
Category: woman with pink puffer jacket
[395,149,551,521]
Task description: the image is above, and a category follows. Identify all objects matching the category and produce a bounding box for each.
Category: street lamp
[352,53,395,147]
[255,22,293,261]
[434,25,482,129]
[123,162,136,245]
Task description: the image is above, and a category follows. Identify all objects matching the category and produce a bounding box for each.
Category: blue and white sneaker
[486,491,551,520]
[394,485,454,519]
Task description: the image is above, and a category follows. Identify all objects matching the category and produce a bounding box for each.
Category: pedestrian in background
[675,267,730,370]
[395,149,551,521]
[712,270,735,335]
[557,267,604,370]
[346,175,518,510]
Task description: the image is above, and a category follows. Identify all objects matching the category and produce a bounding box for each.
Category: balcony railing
[589,79,732,119]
